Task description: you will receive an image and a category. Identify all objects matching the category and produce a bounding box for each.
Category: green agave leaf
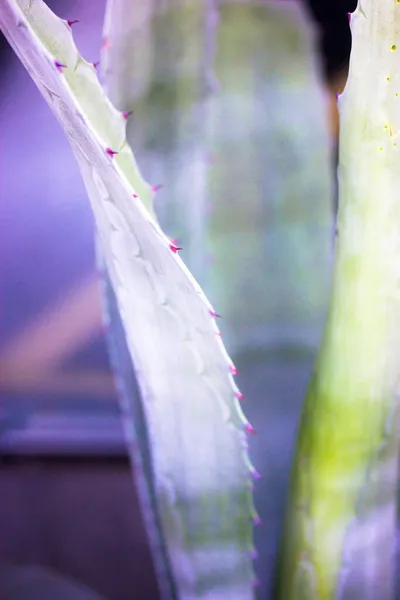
[0,1,256,598]
[277,2,400,598]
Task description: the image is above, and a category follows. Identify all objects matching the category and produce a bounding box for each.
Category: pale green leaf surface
[0,1,256,598]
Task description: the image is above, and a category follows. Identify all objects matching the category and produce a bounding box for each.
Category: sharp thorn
[209,310,222,318]
[245,423,256,435]
[251,468,262,480]
[93,61,100,70]
[122,111,133,120]
[169,243,183,253]
[67,19,79,27]
[151,184,163,193]
[54,60,67,72]
[105,147,118,158]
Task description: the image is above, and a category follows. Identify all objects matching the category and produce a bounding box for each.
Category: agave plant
[0,1,257,598]
[276,2,400,599]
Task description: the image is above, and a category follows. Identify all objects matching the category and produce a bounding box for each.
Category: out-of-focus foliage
[121,0,333,358]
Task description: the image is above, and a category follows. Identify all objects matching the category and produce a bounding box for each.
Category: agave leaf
[0,1,256,598]
[103,0,218,283]
[96,244,176,600]
[277,2,400,598]
[101,0,156,111]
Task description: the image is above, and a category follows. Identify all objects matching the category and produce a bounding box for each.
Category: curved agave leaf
[277,2,400,599]
[96,244,176,600]
[0,1,256,598]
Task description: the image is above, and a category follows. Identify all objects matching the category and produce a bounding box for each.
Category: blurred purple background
[0,0,127,454]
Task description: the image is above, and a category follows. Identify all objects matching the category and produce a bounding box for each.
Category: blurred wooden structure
[0,457,159,600]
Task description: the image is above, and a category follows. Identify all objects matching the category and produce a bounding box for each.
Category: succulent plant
[276,2,400,598]
[0,0,258,598]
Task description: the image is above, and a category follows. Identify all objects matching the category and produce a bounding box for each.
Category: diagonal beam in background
[0,275,115,397]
